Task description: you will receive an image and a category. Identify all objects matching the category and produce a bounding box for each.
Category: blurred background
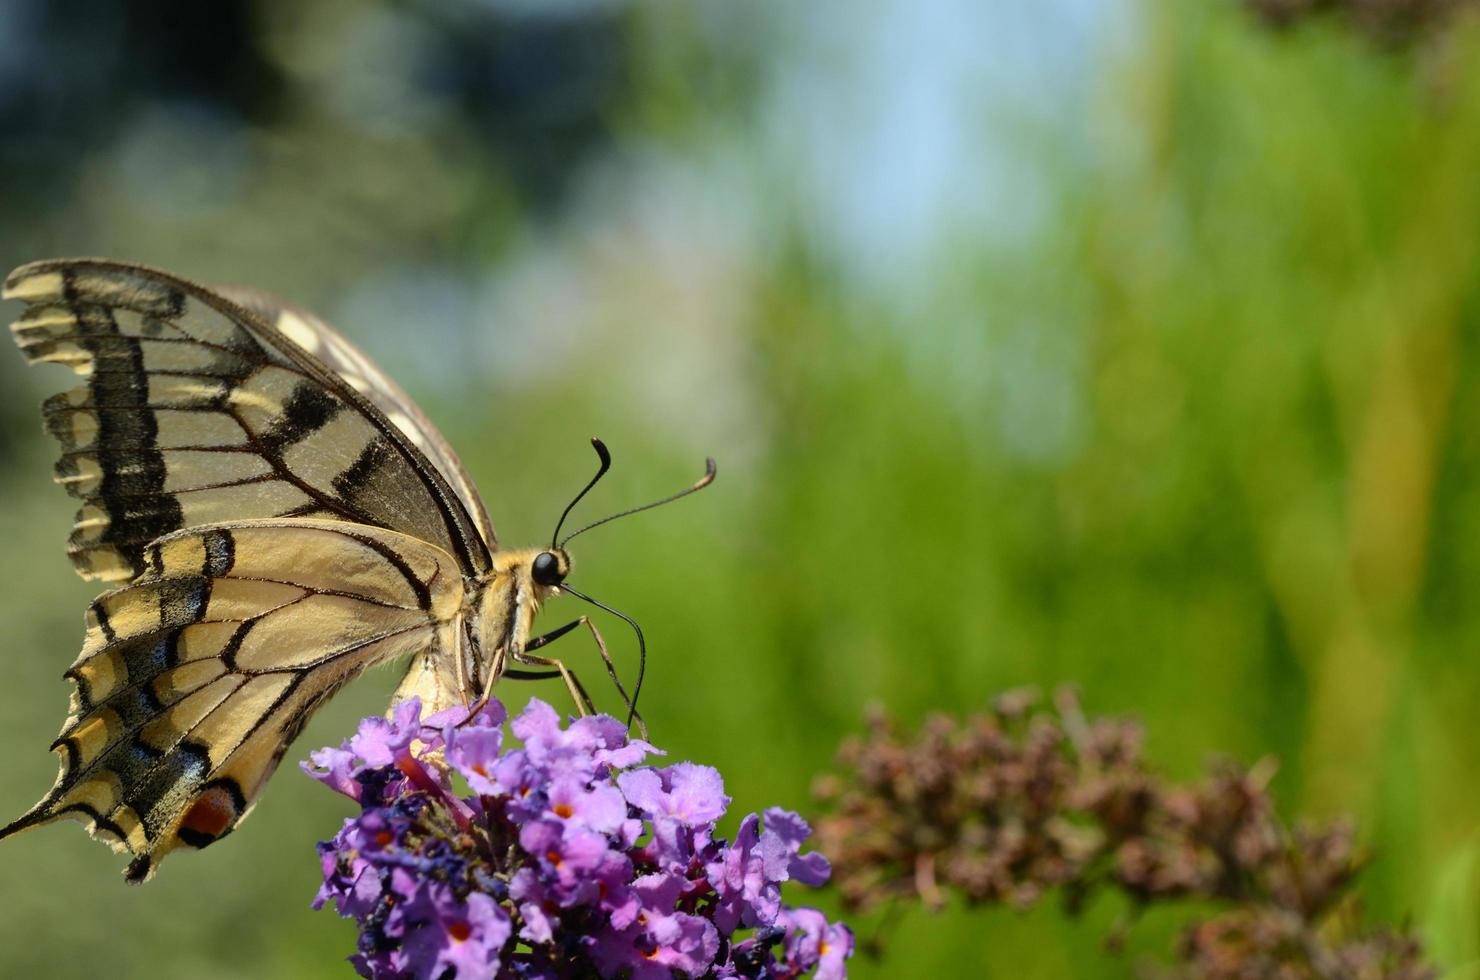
[1,0,1478,976]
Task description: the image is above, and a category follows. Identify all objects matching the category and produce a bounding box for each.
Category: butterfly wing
[4,259,492,581]
[0,519,466,882]
[216,286,498,549]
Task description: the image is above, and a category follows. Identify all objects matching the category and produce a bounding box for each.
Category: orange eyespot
[179,787,236,845]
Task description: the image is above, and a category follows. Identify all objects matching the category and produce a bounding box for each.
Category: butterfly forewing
[0,520,465,881]
[4,259,492,581]
[217,286,498,549]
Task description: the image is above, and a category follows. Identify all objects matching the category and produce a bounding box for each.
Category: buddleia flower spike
[305,694,853,979]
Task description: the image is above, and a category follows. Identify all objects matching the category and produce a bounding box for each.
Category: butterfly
[0,258,713,882]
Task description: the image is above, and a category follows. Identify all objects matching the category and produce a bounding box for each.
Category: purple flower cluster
[305,696,852,979]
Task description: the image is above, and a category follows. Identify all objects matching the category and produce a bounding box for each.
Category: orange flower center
[448,921,472,943]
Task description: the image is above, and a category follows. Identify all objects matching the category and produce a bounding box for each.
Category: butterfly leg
[509,618,647,738]
[526,616,630,710]
[511,647,597,718]
[463,616,586,719]
[500,618,585,687]
[524,617,585,652]
[569,617,647,740]
[459,658,590,731]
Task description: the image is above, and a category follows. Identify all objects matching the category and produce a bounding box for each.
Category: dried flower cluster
[812,689,1435,979]
[307,696,851,979]
[1243,0,1476,44]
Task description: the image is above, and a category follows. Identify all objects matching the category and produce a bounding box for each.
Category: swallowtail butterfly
[0,259,712,882]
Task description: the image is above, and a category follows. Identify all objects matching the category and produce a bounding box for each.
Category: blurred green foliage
[1,1,1479,977]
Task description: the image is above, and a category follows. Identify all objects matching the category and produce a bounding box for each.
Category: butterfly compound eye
[532,551,565,586]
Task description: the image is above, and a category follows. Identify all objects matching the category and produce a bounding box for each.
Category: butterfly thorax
[471,547,570,687]
[392,547,569,715]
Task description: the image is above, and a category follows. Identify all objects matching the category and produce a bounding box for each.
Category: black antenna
[559,456,716,548]
[559,584,647,728]
[551,438,613,548]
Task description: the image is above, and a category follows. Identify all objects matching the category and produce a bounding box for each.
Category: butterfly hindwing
[0,519,466,881]
[4,259,492,582]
